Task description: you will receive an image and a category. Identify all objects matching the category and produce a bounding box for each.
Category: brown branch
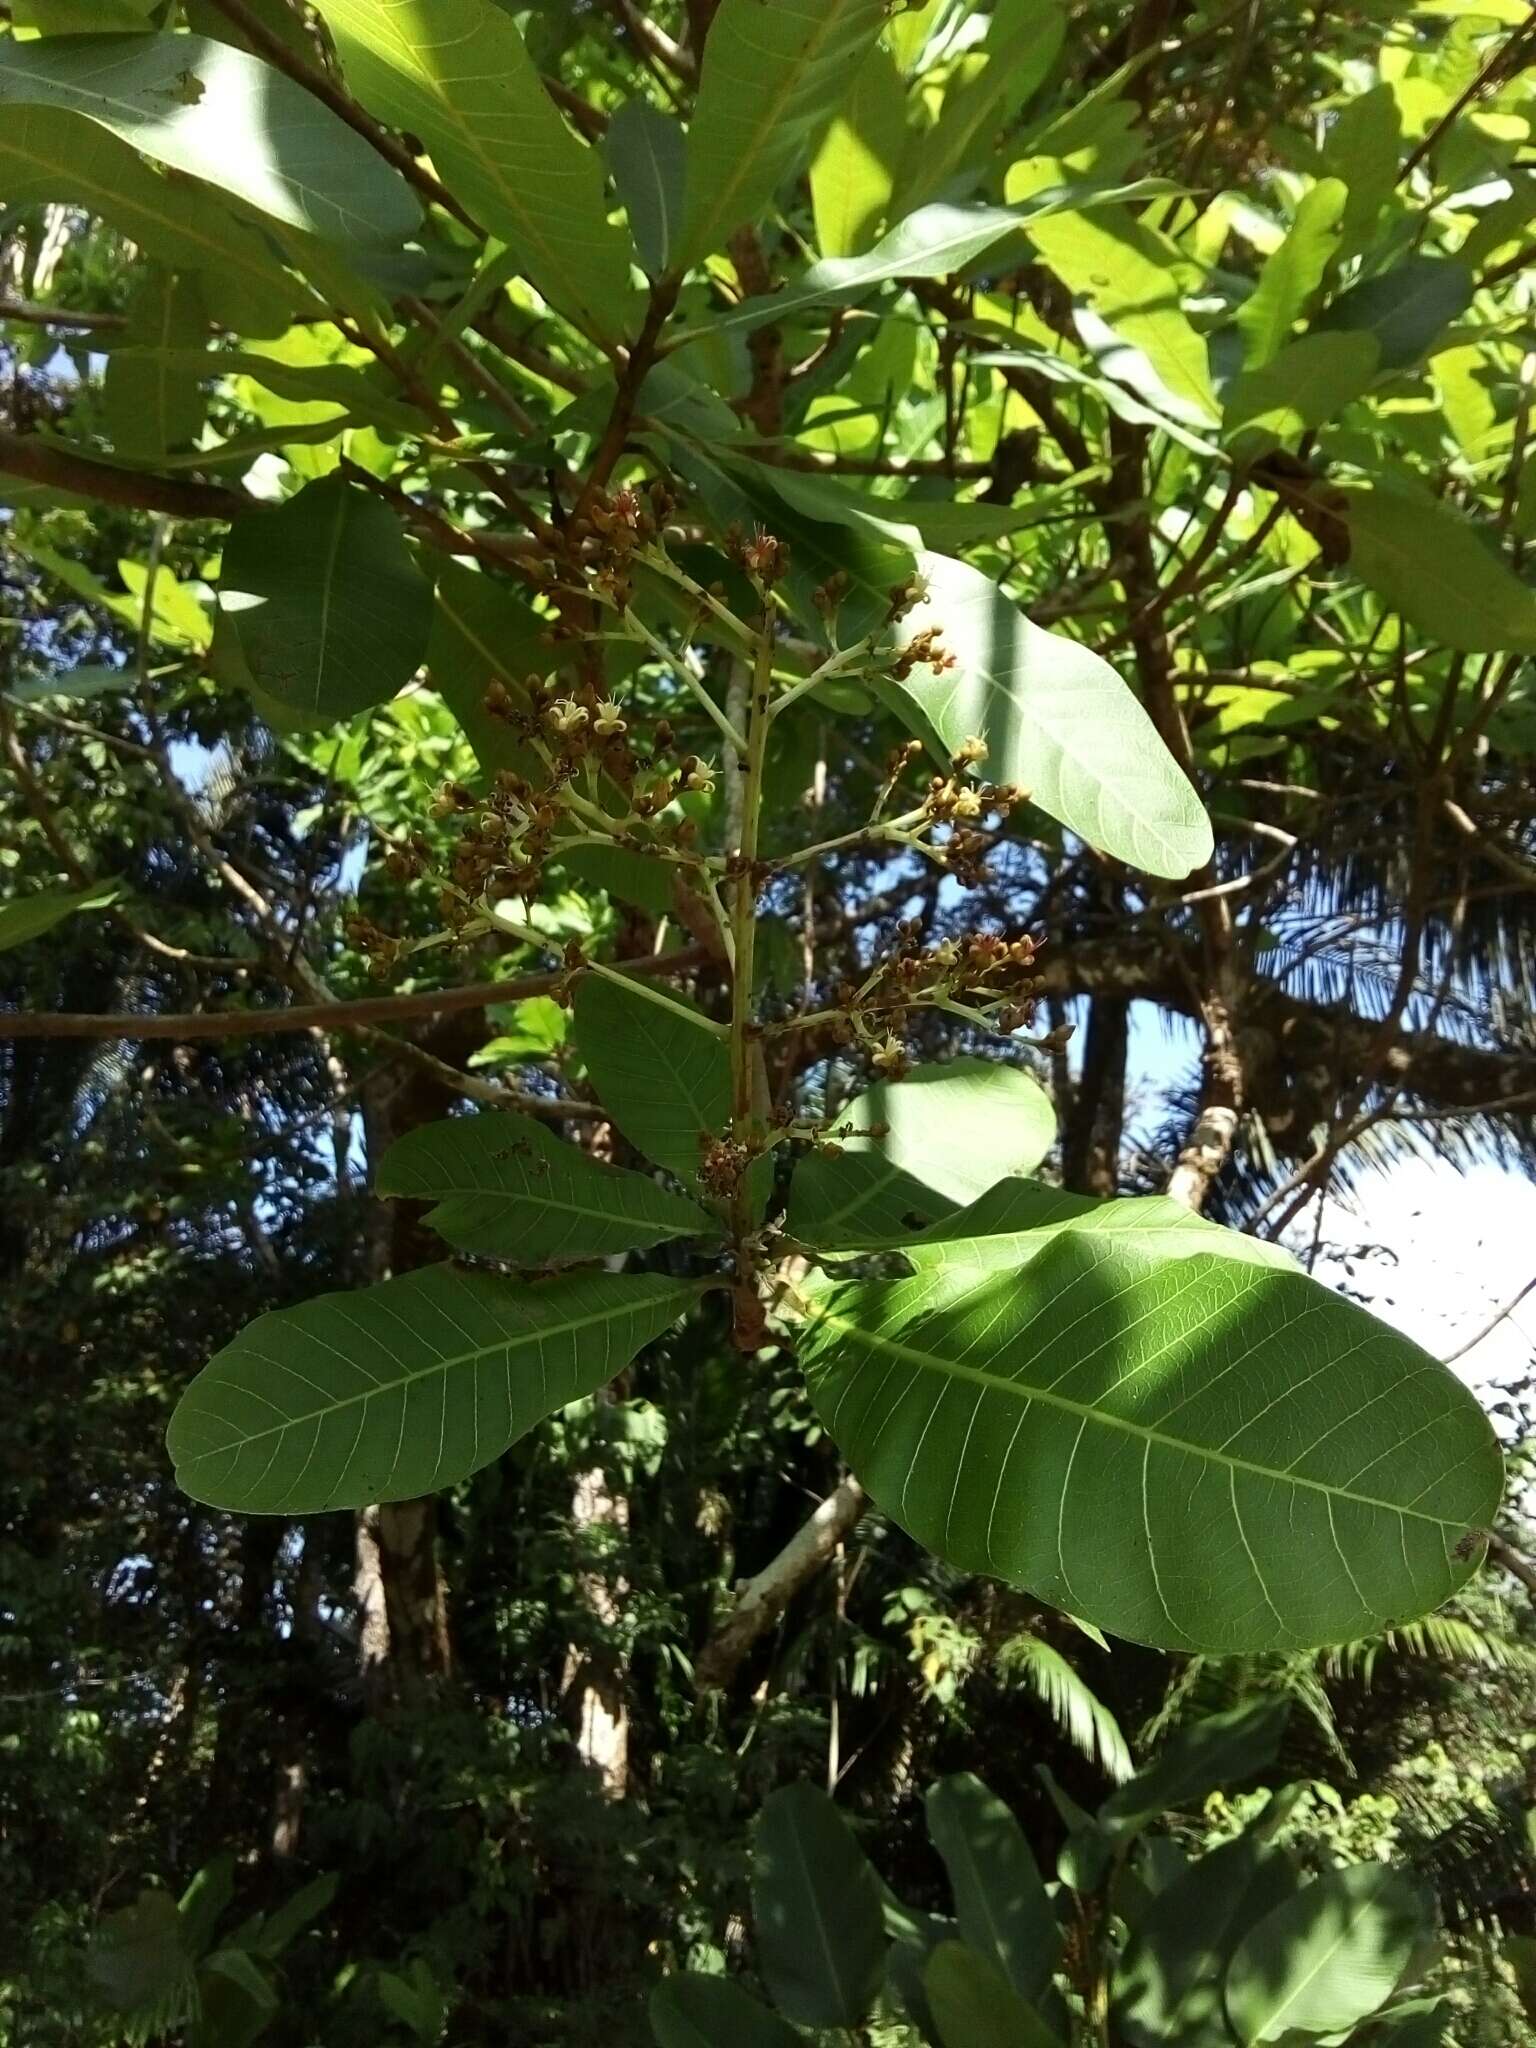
[694,1478,867,1690]
[0,429,255,521]
[0,298,125,331]
[1486,1533,1536,1609]
[0,947,707,1041]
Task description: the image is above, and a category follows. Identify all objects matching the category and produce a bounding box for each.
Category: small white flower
[544,698,589,735]
[593,700,627,737]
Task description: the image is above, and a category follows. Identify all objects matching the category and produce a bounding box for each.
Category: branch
[0,429,255,521]
[1442,1273,1536,1366]
[1486,1533,1536,1609]
[0,947,707,1041]
[0,298,125,331]
[694,1479,867,1690]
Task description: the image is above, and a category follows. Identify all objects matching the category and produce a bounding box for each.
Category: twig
[1443,1274,1536,1366]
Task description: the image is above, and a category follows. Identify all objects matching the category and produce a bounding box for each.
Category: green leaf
[760,463,1095,552]
[0,32,418,248]
[218,478,433,723]
[1343,483,1536,653]
[787,1152,960,1252]
[4,663,131,705]
[1113,1831,1301,2046]
[605,100,687,281]
[1025,205,1218,423]
[892,0,1064,216]
[887,550,1214,879]
[252,1872,338,1957]
[827,1058,1055,1208]
[16,0,159,36]
[1224,331,1380,447]
[376,1110,716,1264]
[997,1634,1133,1782]
[1100,1699,1289,1834]
[797,1235,1502,1654]
[1236,179,1347,367]
[572,973,729,1189]
[0,877,118,952]
[924,1942,1063,2048]
[426,561,548,780]
[167,1264,702,1513]
[809,39,907,258]
[89,1889,195,2019]
[902,1180,1300,1277]
[1223,1863,1423,2043]
[0,106,300,335]
[102,267,208,460]
[925,1775,1059,2001]
[753,1783,887,2027]
[313,0,634,338]
[648,1975,801,2048]
[103,343,428,434]
[1321,83,1402,259]
[1311,255,1472,371]
[677,0,887,268]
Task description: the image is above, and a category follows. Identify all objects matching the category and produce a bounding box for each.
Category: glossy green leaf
[102,268,208,460]
[426,561,548,780]
[924,1943,1063,2048]
[605,100,687,280]
[648,1975,800,2048]
[1026,205,1218,423]
[0,106,299,335]
[376,1110,715,1264]
[103,344,427,435]
[1223,1863,1423,2043]
[313,0,634,338]
[1343,484,1536,653]
[753,1784,887,2027]
[0,33,418,247]
[1100,1699,1289,1833]
[761,464,1094,552]
[573,973,729,1187]
[888,551,1214,879]
[218,478,433,723]
[798,1235,1502,1653]
[677,0,887,268]
[926,1774,1059,2001]
[1237,179,1346,367]
[1312,256,1472,371]
[1113,1831,1301,2046]
[809,39,906,258]
[893,0,1064,216]
[0,877,119,952]
[1224,331,1380,447]
[167,1265,702,1513]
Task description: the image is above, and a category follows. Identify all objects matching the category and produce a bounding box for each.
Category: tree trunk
[561,1449,631,1798]
[1061,997,1129,1197]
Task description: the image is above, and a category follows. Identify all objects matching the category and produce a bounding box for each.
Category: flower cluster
[826,921,1047,1080]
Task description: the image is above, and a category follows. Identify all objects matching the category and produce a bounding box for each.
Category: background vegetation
[4,0,1536,2041]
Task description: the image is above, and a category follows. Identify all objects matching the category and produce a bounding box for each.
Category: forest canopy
[3,0,1536,2043]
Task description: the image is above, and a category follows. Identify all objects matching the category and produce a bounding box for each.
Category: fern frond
[996,1633,1133,1784]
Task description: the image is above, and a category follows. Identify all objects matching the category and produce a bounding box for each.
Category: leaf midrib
[806,1302,1465,1530]
[409,1175,701,1231]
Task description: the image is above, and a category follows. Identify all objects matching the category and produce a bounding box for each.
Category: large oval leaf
[888,552,1214,879]
[925,1775,1059,2001]
[0,33,418,247]
[1223,1863,1423,2043]
[797,1234,1502,1652]
[752,1784,887,2027]
[573,974,729,1187]
[167,1266,702,1513]
[218,477,433,723]
[788,1059,1056,1251]
[376,1110,715,1264]
[923,1943,1063,2048]
[1343,483,1536,654]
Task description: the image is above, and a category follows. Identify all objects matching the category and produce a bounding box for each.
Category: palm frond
[1323,1614,1536,1685]
[995,1632,1134,1783]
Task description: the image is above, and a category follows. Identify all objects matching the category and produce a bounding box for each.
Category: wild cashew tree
[3,0,1531,1672]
